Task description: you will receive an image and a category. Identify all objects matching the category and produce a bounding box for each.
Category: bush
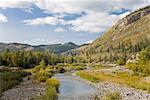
[32,65,41,73]
[31,86,58,100]
[33,71,50,82]
[42,86,58,100]
[0,71,30,96]
[32,66,54,82]
[38,75,48,82]
[46,78,60,91]
[139,46,150,62]
[117,59,126,65]
[126,62,150,75]
[55,66,66,73]
[73,66,86,70]
[47,65,53,69]
[39,59,46,68]
[103,92,121,100]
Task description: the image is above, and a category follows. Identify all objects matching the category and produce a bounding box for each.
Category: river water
[54,73,98,100]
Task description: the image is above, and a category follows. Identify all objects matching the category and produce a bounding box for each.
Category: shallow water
[54,73,98,100]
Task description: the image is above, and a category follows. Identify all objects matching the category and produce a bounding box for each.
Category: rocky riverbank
[1,76,46,100]
[76,73,150,100]
[1,72,150,100]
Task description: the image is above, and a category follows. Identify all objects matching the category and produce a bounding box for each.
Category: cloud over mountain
[0,0,149,33]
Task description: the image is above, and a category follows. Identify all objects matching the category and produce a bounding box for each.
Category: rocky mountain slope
[0,42,79,54]
[66,6,150,62]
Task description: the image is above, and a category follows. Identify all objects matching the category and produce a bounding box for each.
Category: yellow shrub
[47,65,53,69]
[46,78,60,91]
[33,69,50,82]
[103,92,121,100]
[32,65,41,73]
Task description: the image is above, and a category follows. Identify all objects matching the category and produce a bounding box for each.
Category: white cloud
[1,0,149,14]
[33,0,149,14]
[0,14,8,23]
[86,40,94,44]
[22,16,64,26]
[0,0,34,9]
[66,12,118,33]
[118,11,131,19]
[1,0,149,33]
[31,38,45,42]
[54,28,65,32]
[24,38,58,45]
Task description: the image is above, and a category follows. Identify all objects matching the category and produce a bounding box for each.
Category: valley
[0,3,150,100]
[1,64,150,100]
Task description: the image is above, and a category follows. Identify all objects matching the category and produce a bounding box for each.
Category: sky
[0,0,149,45]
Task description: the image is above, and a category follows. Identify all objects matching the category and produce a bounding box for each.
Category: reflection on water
[54,73,97,95]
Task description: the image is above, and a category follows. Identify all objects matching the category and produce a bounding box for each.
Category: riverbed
[54,73,98,100]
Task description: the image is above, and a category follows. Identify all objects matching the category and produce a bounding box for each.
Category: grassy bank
[56,63,86,71]
[103,92,121,100]
[31,62,60,100]
[0,70,31,96]
[77,71,150,92]
[76,71,100,83]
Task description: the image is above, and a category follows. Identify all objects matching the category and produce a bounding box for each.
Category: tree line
[0,50,86,68]
[81,38,150,63]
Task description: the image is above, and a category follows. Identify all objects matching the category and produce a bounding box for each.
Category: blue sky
[0,0,149,45]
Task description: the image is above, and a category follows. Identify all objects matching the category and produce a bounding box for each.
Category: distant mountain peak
[63,42,77,46]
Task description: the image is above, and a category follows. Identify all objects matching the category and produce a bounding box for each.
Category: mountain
[0,42,80,54]
[61,43,89,55]
[66,6,150,62]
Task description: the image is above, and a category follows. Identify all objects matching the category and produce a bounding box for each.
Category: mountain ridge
[0,42,80,54]
[64,6,150,62]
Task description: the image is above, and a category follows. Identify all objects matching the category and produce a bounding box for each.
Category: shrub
[74,66,86,70]
[117,59,126,65]
[38,75,48,82]
[139,46,150,62]
[42,86,58,100]
[39,59,46,68]
[58,67,66,73]
[32,65,41,73]
[31,86,58,100]
[0,71,30,96]
[126,62,150,75]
[55,66,66,73]
[32,66,54,82]
[46,78,60,91]
[103,92,121,100]
[33,71,50,82]
[18,71,31,77]
[47,65,53,69]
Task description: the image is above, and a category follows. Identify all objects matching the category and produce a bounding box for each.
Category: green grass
[31,78,60,100]
[31,65,59,100]
[77,71,150,92]
[103,92,121,100]
[32,67,53,82]
[126,62,150,75]
[0,70,31,96]
[56,63,86,71]
[31,86,58,100]
[76,71,100,83]
[45,78,60,92]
